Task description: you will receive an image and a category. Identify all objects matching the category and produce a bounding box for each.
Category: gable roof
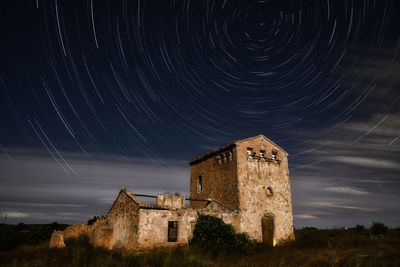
[189,134,288,165]
[235,134,289,156]
[108,187,169,214]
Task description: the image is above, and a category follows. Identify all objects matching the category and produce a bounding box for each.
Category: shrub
[87,216,98,225]
[371,222,388,235]
[355,224,365,232]
[189,214,254,253]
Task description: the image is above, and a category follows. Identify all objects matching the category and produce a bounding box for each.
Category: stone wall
[136,208,239,249]
[236,136,294,244]
[107,190,140,249]
[136,209,197,248]
[190,146,239,210]
[157,194,185,210]
[49,231,65,248]
[49,221,107,248]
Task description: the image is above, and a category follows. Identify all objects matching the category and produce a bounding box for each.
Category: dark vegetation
[0,219,399,266]
[0,222,68,251]
[189,214,255,253]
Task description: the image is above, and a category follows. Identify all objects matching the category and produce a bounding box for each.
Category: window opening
[223,153,227,163]
[168,221,178,242]
[197,175,202,193]
[266,187,273,197]
[215,155,222,165]
[272,150,278,160]
[246,147,253,159]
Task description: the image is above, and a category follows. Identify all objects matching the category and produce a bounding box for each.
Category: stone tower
[189,135,294,244]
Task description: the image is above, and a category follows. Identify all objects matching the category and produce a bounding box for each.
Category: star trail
[0,0,399,228]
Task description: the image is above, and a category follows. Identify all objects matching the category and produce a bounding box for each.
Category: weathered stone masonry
[50,135,294,249]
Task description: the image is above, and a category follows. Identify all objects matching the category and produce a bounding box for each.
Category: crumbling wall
[157,195,185,209]
[49,230,65,248]
[190,146,239,210]
[49,223,94,248]
[91,223,113,249]
[49,218,113,249]
[236,136,294,244]
[107,190,140,250]
[136,208,239,249]
[136,209,197,248]
[63,223,94,240]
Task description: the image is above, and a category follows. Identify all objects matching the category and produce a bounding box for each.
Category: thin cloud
[294,214,318,219]
[2,211,30,218]
[330,156,400,170]
[302,201,379,212]
[325,186,369,195]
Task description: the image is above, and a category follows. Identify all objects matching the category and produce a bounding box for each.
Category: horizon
[1,1,399,229]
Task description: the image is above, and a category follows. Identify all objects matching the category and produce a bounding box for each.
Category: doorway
[261,217,275,246]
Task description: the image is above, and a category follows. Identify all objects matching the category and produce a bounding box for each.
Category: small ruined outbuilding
[50,135,294,249]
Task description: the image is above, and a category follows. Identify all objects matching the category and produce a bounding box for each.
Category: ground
[1,225,399,266]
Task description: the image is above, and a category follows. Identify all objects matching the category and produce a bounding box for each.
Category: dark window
[266,187,273,197]
[215,155,222,165]
[168,221,178,242]
[197,175,202,193]
[272,150,278,160]
[224,184,228,199]
[246,147,253,159]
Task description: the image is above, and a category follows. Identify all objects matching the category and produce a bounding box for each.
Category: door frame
[261,214,275,246]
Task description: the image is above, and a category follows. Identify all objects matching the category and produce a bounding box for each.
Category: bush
[355,224,365,232]
[87,216,98,225]
[189,214,254,253]
[371,222,388,235]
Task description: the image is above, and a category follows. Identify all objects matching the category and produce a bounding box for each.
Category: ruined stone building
[50,135,294,249]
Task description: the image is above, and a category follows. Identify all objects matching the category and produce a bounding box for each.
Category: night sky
[0,0,399,228]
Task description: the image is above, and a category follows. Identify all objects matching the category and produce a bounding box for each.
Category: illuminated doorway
[261,217,275,246]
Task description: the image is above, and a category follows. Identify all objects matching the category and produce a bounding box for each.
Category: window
[197,175,202,193]
[246,147,253,159]
[272,150,278,160]
[228,151,233,161]
[215,155,222,165]
[266,187,273,197]
[260,150,265,158]
[168,221,178,242]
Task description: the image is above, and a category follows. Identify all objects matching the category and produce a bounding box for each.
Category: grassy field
[0,224,399,266]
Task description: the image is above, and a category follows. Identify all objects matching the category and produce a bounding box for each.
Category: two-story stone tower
[189,135,294,245]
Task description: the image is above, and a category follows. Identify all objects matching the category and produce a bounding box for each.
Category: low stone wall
[91,224,113,249]
[49,230,65,248]
[49,219,113,249]
[157,195,185,210]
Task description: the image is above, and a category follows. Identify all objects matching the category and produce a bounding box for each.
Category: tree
[371,222,388,235]
[189,214,253,252]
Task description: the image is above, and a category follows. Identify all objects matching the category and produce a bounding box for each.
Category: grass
[0,225,399,266]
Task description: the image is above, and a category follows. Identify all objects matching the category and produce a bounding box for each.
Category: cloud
[329,156,400,170]
[325,186,369,195]
[301,201,379,212]
[2,211,30,218]
[294,214,318,219]
[0,148,189,224]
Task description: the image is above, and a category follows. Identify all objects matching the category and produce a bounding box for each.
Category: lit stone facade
[190,135,294,244]
[50,135,294,249]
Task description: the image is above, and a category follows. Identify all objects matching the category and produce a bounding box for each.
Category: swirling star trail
[0,0,399,227]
